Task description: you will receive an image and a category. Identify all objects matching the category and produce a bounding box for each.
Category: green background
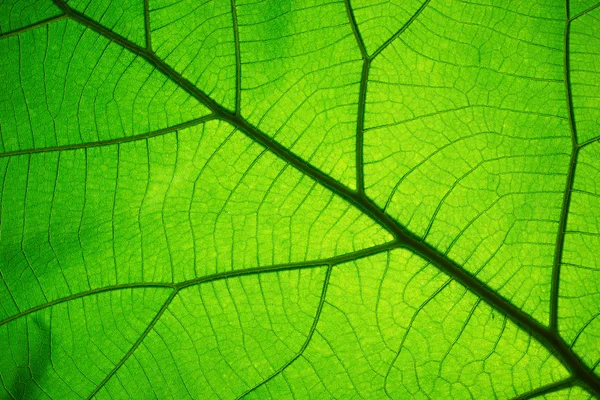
[1,0,599,398]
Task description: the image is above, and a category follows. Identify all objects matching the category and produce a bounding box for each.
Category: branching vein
[235,265,333,399]
[85,290,178,399]
[344,0,369,194]
[550,2,579,332]
[231,0,242,115]
[370,0,431,59]
[143,0,152,51]
[0,15,67,40]
[0,242,397,328]
[511,377,577,400]
[0,116,214,158]
[570,1,600,21]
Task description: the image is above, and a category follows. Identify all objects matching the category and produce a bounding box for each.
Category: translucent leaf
[1,0,599,398]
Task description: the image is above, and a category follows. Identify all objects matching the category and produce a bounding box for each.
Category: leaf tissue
[1,0,600,398]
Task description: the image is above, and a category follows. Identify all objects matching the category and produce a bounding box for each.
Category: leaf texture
[0,0,599,399]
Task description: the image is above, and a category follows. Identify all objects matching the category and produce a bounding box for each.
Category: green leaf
[1,0,599,399]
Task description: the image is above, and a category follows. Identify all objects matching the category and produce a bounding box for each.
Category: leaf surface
[1,0,600,399]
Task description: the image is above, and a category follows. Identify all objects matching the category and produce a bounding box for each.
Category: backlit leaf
[1,0,599,398]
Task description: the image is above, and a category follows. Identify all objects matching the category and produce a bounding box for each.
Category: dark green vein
[344,0,369,194]
[550,5,579,332]
[85,289,178,399]
[512,377,576,400]
[236,265,333,399]
[355,61,369,194]
[570,1,600,21]
[176,241,398,290]
[343,0,368,59]
[578,136,600,149]
[143,0,152,51]
[563,13,579,146]
[48,0,600,394]
[0,283,175,328]
[370,0,431,59]
[550,149,578,332]
[0,14,67,40]
[0,242,397,328]
[0,116,214,158]
[230,0,242,115]
[570,310,600,350]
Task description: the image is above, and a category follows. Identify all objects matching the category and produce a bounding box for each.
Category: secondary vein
[143,0,152,51]
[235,265,333,399]
[549,2,579,332]
[0,242,397,328]
[569,1,600,21]
[511,377,576,400]
[0,14,67,40]
[0,116,215,158]
[230,0,242,114]
[344,0,369,194]
[85,290,178,399]
[370,0,431,60]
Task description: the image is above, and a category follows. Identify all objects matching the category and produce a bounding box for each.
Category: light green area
[0,288,171,399]
[570,8,600,144]
[66,0,146,47]
[1,0,600,399]
[560,142,600,371]
[0,19,208,153]
[150,0,237,110]
[100,267,326,399]
[351,0,426,54]
[0,0,61,34]
[0,120,390,318]
[364,0,569,324]
[247,250,569,399]
[237,0,362,189]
